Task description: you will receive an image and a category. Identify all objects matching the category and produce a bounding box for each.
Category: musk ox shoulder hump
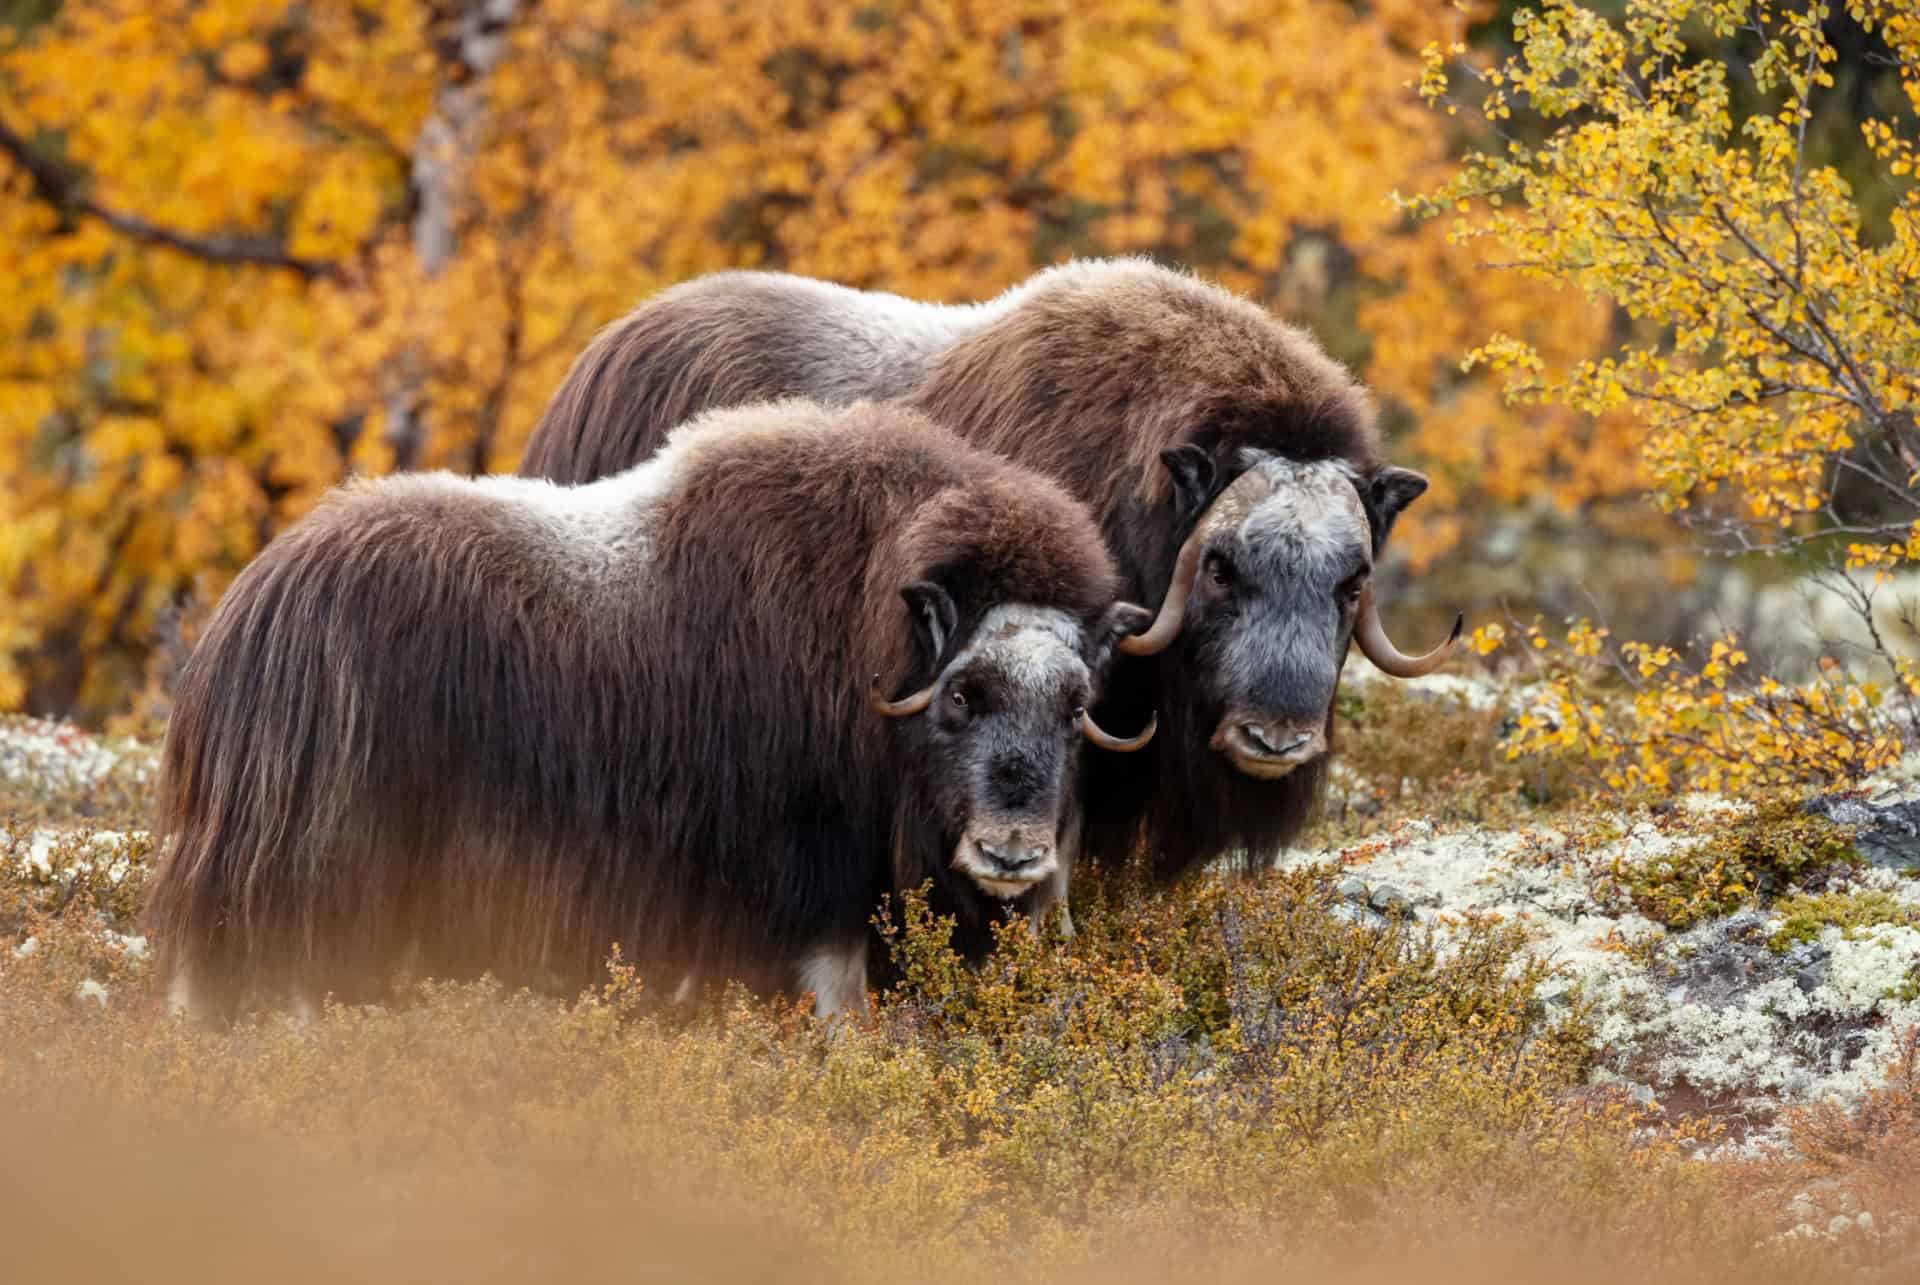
[659,272,987,402]
[316,438,689,588]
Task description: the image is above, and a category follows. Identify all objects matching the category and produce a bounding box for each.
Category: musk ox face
[874,591,1153,899]
[1121,448,1460,782]
[1187,457,1371,779]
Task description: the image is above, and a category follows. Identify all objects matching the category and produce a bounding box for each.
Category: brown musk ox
[142,400,1154,1020]
[517,258,1458,879]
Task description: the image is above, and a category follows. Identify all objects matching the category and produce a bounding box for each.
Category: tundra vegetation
[6,1,1920,1281]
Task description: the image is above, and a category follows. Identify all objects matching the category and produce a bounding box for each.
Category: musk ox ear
[1159,445,1216,524]
[900,580,960,666]
[1363,466,1429,553]
[1091,601,1155,665]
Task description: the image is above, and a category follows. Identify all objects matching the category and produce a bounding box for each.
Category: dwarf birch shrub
[1420,2,1920,793]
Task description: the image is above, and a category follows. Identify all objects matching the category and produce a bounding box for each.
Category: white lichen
[1820,924,1920,1015]
[0,715,143,794]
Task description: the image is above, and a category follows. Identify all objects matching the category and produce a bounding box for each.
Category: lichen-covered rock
[1809,784,1920,871]
[1587,908,1920,1130]
[1282,801,1920,1148]
[1334,875,1370,903]
[1368,884,1413,915]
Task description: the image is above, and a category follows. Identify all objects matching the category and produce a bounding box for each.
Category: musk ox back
[516,259,1457,880]
[144,400,1149,1019]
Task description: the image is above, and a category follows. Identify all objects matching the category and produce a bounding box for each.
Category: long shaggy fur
[518,259,1385,876]
[144,402,1119,1016]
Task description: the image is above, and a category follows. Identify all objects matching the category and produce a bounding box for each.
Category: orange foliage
[0,0,1606,716]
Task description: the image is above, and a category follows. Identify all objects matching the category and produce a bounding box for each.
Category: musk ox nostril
[1239,722,1313,759]
[978,840,1050,873]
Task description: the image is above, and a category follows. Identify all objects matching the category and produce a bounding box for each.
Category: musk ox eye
[1071,704,1086,722]
[949,688,968,710]
[1205,553,1233,589]
[1339,573,1367,606]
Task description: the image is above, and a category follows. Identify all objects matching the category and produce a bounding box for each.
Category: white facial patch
[1236,458,1370,575]
[946,604,1088,695]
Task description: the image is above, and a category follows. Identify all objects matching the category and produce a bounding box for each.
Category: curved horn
[1353,585,1462,679]
[1121,468,1277,658]
[1118,529,1203,656]
[1081,709,1158,752]
[870,673,936,717]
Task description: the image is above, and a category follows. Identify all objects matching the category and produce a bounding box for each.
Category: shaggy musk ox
[144,401,1154,1019]
[518,259,1458,878]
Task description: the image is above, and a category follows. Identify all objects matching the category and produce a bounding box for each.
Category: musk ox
[143,400,1154,1020]
[517,259,1458,878]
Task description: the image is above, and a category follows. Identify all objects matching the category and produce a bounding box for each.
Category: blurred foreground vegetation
[7,678,1920,1282]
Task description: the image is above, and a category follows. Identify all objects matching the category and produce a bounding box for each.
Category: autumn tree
[2,0,1608,719]
[1420,0,1920,791]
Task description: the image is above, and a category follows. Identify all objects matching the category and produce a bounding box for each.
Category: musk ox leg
[1023,868,1075,941]
[797,940,868,1019]
[286,988,320,1027]
[1024,814,1078,940]
[164,964,198,1019]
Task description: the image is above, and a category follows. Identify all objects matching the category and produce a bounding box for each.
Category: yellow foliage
[1413,0,1920,559]
[1491,616,1908,795]
[0,0,1595,716]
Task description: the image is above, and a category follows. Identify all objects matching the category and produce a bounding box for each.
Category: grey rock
[1784,941,1831,994]
[1858,1211,1875,1234]
[1328,902,1388,931]
[1829,1214,1855,1236]
[1787,1193,1817,1222]
[1334,875,1371,904]
[1368,884,1413,915]
[1806,791,1920,870]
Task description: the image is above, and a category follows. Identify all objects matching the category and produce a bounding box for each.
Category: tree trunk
[385,0,522,471]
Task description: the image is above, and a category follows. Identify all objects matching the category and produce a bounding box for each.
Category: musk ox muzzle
[1210,718,1328,779]
[953,825,1059,900]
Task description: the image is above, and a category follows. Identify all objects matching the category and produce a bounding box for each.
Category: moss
[1607,798,1859,931]
[1767,890,1920,954]
[1696,799,1860,895]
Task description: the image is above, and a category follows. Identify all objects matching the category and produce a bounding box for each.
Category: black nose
[1240,722,1311,758]
[977,840,1051,874]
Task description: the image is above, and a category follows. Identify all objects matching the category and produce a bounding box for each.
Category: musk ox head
[873,589,1154,899]
[1119,448,1460,781]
